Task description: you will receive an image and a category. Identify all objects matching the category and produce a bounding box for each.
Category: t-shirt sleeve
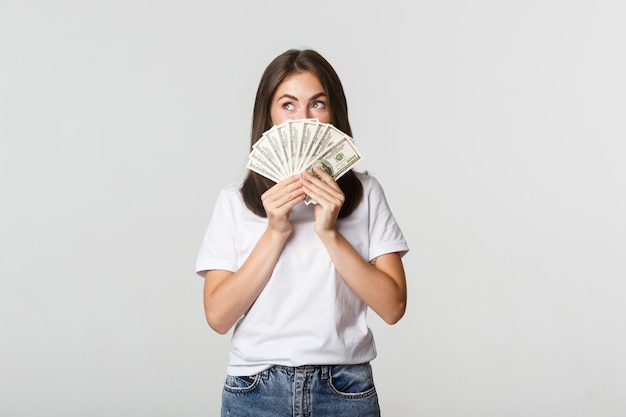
[367,177,409,261]
[195,189,239,277]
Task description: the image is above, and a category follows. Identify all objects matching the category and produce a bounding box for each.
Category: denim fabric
[221,363,380,417]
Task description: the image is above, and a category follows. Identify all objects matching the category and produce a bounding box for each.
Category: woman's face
[270,71,331,125]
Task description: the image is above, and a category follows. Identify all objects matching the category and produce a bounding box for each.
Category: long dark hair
[241,48,363,218]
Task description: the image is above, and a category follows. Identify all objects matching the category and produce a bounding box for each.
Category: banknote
[247,119,363,204]
[249,134,285,179]
[296,118,325,172]
[302,136,363,205]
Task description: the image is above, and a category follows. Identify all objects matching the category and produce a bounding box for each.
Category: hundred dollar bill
[246,119,362,191]
[246,155,282,183]
[296,119,324,172]
[301,123,348,172]
[288,118,313,173]
[270,127,294,177]
[259,127,289,177]
[276,122,295,175]
[303,136,363,205]
[301,123,331,171]
[252,134,286,179]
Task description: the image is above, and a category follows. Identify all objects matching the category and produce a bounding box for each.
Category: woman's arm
[300,167,407,324]
[203,175,305,334]
[316,236,406,324]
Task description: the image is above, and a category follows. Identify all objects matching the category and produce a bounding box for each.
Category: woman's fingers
[300,167,344,207]
[262,176,305,209]
[261,176,305,233]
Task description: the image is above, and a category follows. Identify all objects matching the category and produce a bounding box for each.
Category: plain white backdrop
[1,1,625,416]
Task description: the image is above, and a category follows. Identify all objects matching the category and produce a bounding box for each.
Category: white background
[1,1,625,416]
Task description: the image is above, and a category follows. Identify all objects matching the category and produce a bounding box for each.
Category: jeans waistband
[263,364,331,379]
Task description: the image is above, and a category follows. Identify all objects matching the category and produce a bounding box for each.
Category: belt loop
[321,365,330,380]
[261,368,270,380]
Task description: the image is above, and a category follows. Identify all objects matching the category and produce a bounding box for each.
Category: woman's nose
[294,108,308,119]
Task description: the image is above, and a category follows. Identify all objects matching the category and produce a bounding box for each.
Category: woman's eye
[283,103,295,110]
[311,101,326,109]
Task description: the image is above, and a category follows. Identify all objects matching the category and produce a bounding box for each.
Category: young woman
[196,48,409,417]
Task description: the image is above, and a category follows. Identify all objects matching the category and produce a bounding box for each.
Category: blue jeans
[221,363,380,417]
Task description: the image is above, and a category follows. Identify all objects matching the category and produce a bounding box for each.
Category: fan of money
[246,118,363,188]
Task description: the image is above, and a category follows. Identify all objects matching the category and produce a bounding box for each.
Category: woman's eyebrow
[276,93,298,101]
[275,92,327,102]
[310,92,327,100]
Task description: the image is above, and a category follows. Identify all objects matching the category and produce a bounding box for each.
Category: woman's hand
[204,175,305,334]
[261,175,306,234]
[300,166,345,234]
[301,167,407,324]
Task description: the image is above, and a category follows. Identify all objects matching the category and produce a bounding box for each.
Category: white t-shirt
[196,172,408,376]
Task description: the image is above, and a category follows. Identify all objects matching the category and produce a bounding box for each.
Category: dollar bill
[296,119,325,172]
[246,155,281,183]
[252,132,286,178]
[246,119,363,205]
[261,127,289,178]
[276,122,295,175]
[302,136,363,205]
